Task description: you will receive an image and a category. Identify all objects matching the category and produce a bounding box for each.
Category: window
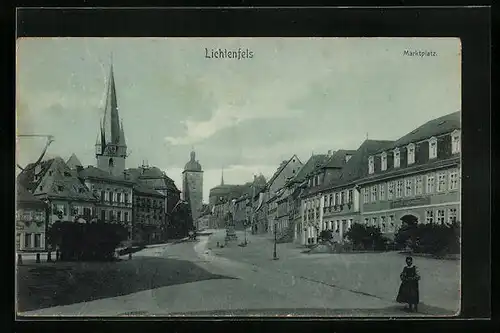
[396,180,403,198]
[388,215,395,232]
[437,209,445,224]
[449,170,459,190]
[375,183,384,201]
[117,193,121,203]
[429,137,438,159]
[380,216,386,232]
[117,211,122,221]
[407,143,415,165]
[451,130,461,154]
[426,174,435,193]
[364,188,370,204]
[340,191,345,205]
[448,208,457,223]
[34,234,41,248]
[329,194,333,206]
[364,218,369,225]
[426,210,434,224]
[415,176,423,195]
[394,148,401,168]
[437,172,447,192]
[101,210,106,222]
[371,186,377,202]
[25,233,32,248]
[372,217,377,226]
[348,219,353,230]
[381,152,387,171]
[101,190,105,201]
[388,182,395,199]
[334,193,339,206]
[405,178,413,197]
[348,190,353,203]
[109,210,114,221]
[368,156,375,174]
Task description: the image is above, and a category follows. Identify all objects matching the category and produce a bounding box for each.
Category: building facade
[78,166,134,239]
[132,183,165,244]
[95,62,127,177]
[16,185,48,251]
[182,151,204,223]
[359,112,461,238]
[17,157,99,227]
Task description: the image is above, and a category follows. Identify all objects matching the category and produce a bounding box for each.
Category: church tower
[95,59,127,176]
[182,150,203,224]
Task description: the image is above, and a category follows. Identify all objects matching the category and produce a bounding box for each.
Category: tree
[319,229,333,243]
[394,221,461,255]
[47,221,127,261]
[344,223,389,251]
[167,202,193,239]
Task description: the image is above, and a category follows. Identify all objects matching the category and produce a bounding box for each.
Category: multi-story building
[126,164,181,239]
[17,157,98,232]
[182,150,204,222]
[16,184,48,251]
[132,183,165,244]
[316,142,393,244]
[358,111,461,238]
[78,166,134,239]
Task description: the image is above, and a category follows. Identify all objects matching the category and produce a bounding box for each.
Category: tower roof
[184,150,202,172]
[99,59,125,147]
[66,153,82,169]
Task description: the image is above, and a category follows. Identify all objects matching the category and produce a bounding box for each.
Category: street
[17,229,459,317]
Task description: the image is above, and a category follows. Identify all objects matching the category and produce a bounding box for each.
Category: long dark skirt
[396,280,419,305]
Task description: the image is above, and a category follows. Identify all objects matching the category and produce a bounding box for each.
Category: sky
[16,37,461,203]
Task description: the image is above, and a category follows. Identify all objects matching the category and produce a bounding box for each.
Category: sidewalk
[207,230,461,313]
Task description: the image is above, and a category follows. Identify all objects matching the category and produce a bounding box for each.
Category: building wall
[97,152,126,177]
[268,158,302,195]
[133,192,164,243]
[16,207,46,251]
[49,199,96,226]
[183,171,203,222]
[360,165,460,237]
[84,180,134,238]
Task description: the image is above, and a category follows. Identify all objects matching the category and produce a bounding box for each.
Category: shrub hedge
[47,221,128,261]
[394,221,460,255]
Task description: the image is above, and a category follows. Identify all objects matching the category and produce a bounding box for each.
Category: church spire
[221,168,225,186]
[101,56,121,145]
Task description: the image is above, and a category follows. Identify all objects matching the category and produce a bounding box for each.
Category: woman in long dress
[396,256,420,312]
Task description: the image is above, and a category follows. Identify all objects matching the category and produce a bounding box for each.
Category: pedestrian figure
[396,256,420,312]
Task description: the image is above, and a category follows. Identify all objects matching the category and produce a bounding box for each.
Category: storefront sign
[390,196,431,209]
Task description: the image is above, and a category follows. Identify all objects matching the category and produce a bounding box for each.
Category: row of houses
[16,156,181,251]
[208,111,461,246]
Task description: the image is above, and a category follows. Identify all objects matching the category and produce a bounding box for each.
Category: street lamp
[244,218,248,245]
[273,218,278,260]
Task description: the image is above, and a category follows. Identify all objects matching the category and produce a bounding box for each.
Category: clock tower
[95,60,127,176]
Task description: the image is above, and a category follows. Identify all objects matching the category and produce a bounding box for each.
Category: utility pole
[273,218,278,260]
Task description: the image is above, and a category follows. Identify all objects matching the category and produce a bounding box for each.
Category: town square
[16,37,461,317]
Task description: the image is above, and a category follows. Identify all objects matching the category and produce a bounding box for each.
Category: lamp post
[244,218,248,245]
[273,218,278,260]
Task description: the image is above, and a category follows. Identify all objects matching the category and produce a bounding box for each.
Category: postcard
[16,37,461,317]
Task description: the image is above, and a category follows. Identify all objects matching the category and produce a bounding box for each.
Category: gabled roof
[291,154,329,184]
[375,111,460,154]
[267,154,301,188]
[323,150,357,169]
[16,183,46,207]
[78,166,135,185]
[334,140,394,187]
[17,157,98,202]
[66,153,83,169]
[126,166,180,192]
[133,183,165,197]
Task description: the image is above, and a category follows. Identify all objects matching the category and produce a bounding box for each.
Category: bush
[344,223,389,251]
[47,221,128,261]
[394,221,460,255]
[319,230,333,243]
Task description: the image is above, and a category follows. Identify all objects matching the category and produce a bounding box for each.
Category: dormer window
[407,143,415,165]
[368,156,374,174]
[393,148,401,168]
[381,152,387,171]
[429,137,438,159]
[451,130,461,154]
